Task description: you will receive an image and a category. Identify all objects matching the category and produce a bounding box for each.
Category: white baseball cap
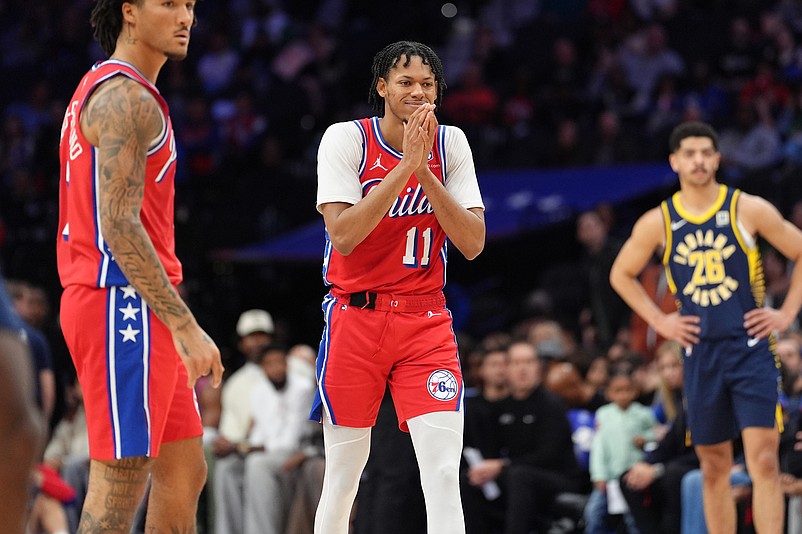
[236,309,275,337]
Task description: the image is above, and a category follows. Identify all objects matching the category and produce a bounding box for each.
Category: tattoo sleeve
[86,77,192,333]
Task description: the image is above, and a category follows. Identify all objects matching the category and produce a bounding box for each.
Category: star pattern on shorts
[121,285,138,299]
[118,303,140,321]
[119,324,141,343]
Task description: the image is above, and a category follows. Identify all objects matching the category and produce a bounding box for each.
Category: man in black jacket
[466,341,590,534]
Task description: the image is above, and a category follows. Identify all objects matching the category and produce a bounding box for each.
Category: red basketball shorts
[60,284,202,460]
[310,291,463,431]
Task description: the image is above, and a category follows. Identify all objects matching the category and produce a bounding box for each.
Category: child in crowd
[584,368,658,534]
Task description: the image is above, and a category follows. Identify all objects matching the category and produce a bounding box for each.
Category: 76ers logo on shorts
[427,370,459,401]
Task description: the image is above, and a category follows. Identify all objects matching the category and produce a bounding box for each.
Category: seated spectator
[218,344,313,534]
[27,464,75,534]
[617,23,685,115]
[619,378,698,534]
[620,352,660,407]
[7,279,56,425]
[584,368,657,534]
[467,341,590,533]
[462,348,510,534]
[42,378,89,533]
[717,100,783,183]
[213,309,275,534]
[778,334,802,408]
[650,341,684,430]
[545,360,607,413]
[762,246,792,313]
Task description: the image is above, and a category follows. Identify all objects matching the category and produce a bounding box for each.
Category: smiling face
[669,135,721,188]
[376,54,438,123]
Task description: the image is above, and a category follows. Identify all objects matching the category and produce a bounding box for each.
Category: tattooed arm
[81,76,223,388]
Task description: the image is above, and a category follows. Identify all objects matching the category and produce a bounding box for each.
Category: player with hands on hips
[611,121,802,534]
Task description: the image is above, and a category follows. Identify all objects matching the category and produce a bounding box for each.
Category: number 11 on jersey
[402,227,432,268]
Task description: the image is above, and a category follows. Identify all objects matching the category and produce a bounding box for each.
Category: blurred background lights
[441,3,458,18]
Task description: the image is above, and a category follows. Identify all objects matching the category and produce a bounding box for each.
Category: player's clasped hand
[402,103,436,169]
[655,312,700,350]
[744,306,792,340]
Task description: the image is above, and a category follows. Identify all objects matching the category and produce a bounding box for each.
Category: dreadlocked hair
[368,41,446,117]
[91,0,136,57]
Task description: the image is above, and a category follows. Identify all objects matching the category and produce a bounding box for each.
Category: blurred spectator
[650,341,684,429]
[716,16,760,93]
[462,348,509,534]
[617,23,685,116]
[541,118,590,168]
[587,50,640,120]
[646,74,682,144]
[240,344,314,534]
[7,279,55,424]
[220,89,267,157]
[42,378,88,533]
[177,95,221,178]
[196,30,240,97]
[27,464,73,534]
[440,60,500,166]
[629,0,678,21]
[585,355,610,397]
[213,308,275,534]
[467,341,590,533]
[763,246,793,311]
[772,24,802,83]
[287,343,316,388]
[576,208,631,350]
[619,386,698,534]
[777,334,802,405]
[545,361,606,412]
[590,108,639,165]
[539,36,588,125]
[679,59,730,129]
[717,100,783,181]
[739,60,791,117]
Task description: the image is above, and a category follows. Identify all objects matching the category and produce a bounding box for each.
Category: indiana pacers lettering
[662,185,765,339]
[672,227,739,307]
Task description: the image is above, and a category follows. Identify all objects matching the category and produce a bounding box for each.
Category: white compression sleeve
[408,411,466,534]
[313,414,371,534]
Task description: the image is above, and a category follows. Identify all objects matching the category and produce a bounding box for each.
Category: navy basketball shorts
[683,336,781,445]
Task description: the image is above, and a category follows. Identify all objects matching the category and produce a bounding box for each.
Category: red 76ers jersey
[57,60,181,289]
[317,117,483,295]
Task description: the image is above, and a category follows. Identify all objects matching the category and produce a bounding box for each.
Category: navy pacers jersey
[662,185,765,340]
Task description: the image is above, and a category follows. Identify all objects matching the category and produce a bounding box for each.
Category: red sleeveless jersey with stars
[58,60,181,289]
[322,117,447,295]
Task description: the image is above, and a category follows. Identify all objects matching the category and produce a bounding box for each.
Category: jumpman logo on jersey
[369,154,389,171]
